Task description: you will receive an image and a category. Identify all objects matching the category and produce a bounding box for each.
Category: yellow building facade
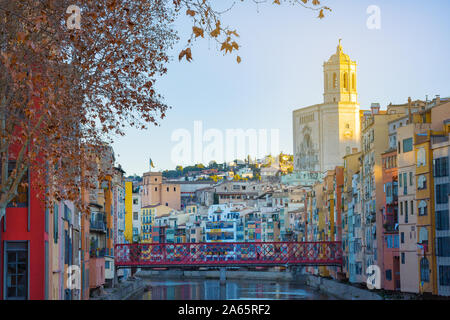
[124,181,133,243]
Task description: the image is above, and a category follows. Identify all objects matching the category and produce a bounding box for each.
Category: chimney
[408,96,412,123]
[436,95,441,106]
[371,103,380,115]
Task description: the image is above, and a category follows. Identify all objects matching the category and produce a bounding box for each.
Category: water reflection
[140,279,334,300]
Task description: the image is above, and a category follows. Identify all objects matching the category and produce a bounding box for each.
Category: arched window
[352,73,356,90]
[419,227,428,244]
[343,72,348,90]
[418,200,427,216]
[417,148,426,167]
[333,73,337,88]
[418,175,427,190]
[325,73,328,90]
[420,257,430,282]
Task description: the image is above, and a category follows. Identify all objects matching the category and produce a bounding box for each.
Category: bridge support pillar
[220,267,226,285]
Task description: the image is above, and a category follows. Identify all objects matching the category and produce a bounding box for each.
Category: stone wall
[304,275,383,300]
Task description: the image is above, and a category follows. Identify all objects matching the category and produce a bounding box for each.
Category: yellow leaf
[237,56,242,64]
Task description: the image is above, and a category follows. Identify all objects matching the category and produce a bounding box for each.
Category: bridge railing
[115,242,342,267]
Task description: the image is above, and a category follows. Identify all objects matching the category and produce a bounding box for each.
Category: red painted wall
[0,171,48,300]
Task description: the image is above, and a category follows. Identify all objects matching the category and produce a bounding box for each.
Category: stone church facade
[293,41,361,172]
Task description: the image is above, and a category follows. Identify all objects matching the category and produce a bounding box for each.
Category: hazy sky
[112,0,450,175]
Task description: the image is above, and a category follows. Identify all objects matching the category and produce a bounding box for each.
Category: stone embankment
[91,277,146,300]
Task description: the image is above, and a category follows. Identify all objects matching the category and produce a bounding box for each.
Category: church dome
[326,39,353,64]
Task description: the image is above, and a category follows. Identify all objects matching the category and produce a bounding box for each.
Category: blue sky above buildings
[112,0,450,175]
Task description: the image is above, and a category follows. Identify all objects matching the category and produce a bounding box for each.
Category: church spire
[337,38,343,53]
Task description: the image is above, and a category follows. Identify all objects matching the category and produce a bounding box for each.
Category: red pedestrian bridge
[114,242,342,268]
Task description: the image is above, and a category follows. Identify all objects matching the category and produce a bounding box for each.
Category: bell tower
[323,39,358,104]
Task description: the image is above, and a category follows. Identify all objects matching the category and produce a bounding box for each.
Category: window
[417,147,426,167]
[6,168,28,208]
[439,266,450,286]
[401,252,405,264]
[436,210,450,231]
[420,258,430,282]
[167,187,169,192]
[401,232,404,243]
[411,201,414,215]
[155,187,157,191]
[386,270,392,281]
[436,183,449,204]
[434,157,449,177]
[333,73,337,88]
[419,227,428,245]
[133,212,138,220]
[400,202,403,215]
[343,72,348,89]
[105,261,110,269]
[133,198,138,205]
[418,200,427,216]
[54,203,59,243]
[436,237,450,257]
[403,138,413,153]
[4,241,28,300]
[165,202,168,206]
[174,187,176,192]
[352,73,356,90]
[394,235,399,248]
[410,172,413,186]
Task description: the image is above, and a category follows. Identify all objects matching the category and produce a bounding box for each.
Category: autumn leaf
[318,9,325,19]
[192,26,204,38]
[186,9,196,17]
[237,56,241,64]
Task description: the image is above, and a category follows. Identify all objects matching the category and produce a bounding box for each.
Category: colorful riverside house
[414,101,450,295]
[360,104,405,283]
[343,149,361,282]
[415,130,438,295]
[141,205,155,243]
[331,166,344,279]
[397,121,428,293]
[381,149,400,291]
[432,119,450,296]
[113,166,127,280]
[245,219,262,242]
[101,175,115,288]
[124,181,133,243]
[0,167,49,300]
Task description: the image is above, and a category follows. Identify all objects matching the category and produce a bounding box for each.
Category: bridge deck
[115,242,342,268]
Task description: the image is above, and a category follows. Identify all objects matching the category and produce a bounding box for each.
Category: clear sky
[112,0,450,176]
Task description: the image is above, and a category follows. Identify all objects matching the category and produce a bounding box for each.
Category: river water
[139,279,335,300]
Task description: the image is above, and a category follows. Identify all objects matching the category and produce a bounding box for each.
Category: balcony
[90,247,107,258]
[206,221,234,230]
[90,212,107,233]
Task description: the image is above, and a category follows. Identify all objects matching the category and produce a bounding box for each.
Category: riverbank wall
[91,277,146,300]
[301,274,383,300]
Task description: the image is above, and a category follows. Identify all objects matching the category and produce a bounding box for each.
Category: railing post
[220,267,226,285]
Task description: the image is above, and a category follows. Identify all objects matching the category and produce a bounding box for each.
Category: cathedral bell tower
[323,39,358,104]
